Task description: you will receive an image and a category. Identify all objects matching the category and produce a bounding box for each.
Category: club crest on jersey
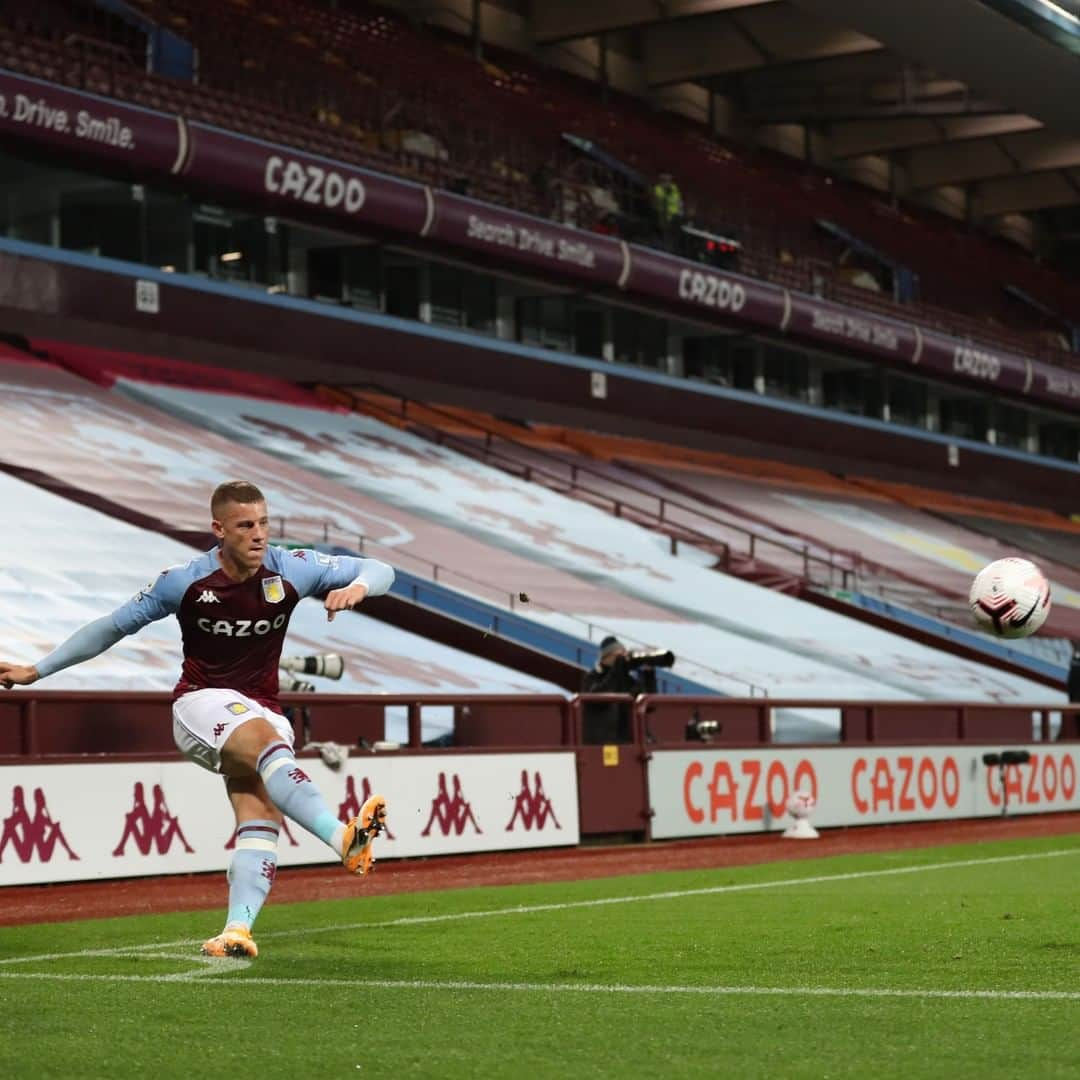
[262,575,285,604]
[226,702,250,715]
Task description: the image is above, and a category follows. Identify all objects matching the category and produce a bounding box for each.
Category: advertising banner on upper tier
[0,70,182,173]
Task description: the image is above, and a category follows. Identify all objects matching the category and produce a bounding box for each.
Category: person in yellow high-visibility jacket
[652,171,683,248]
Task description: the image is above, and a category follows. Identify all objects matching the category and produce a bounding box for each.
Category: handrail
[4,692,1074,760]
[343,388,980,617]
[327,385,860,591]
[616,460,970,606]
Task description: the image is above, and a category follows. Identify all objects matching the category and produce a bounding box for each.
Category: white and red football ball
[786,791,816,820]
[969,557,1051,639]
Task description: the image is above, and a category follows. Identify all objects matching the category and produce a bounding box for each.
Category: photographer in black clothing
[581,636,675,743]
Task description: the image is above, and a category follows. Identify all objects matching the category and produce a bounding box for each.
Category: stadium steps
[323,385,849,598]
[326,383,1024,630]
[318,385,1075,684]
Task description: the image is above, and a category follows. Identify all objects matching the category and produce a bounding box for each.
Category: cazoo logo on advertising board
[953,345,1001,381]
[648,746,1080,839]
[264,155,366,214]
[678,269,747,313]
[681,756,816,825]
[984,752,1076,810]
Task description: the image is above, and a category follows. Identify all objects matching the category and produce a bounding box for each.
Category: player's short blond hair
[211,480,266,518]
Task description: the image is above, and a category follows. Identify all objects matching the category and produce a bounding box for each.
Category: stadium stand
[39,350,1054,704]
[1,0,1078,370]
[313,385,1080,645]
[326,386,1080,642]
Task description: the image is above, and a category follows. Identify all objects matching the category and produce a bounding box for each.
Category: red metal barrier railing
[1,692,1076,760]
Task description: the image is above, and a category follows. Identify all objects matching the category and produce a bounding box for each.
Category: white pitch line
[0,971,1077,1002]
[2,845,1077,969]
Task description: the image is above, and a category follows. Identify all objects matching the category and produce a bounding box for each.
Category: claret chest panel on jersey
[181,568,300,644]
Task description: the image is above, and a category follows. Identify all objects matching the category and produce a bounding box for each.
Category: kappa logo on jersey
[262,575,285,604]
[421,772,482,837]
[505,770,562,832]
[113,782,194,857]
[0,786,79,864]
[197,590,220,604]
[131,581,154,604]
[339,775,396,840]
[291,550,307,560]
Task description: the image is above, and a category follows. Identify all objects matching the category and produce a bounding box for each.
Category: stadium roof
[481,0,1080,217]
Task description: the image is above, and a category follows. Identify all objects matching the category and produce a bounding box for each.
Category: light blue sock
[225,820,279,931]
[256,742,344,852]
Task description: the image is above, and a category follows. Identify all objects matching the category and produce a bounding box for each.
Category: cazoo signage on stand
[0,752,579,887]
[648,745,1079,839]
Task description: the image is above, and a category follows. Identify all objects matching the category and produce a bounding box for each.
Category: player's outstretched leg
[201,818,279,959]
[221,718,389,876]
[247,734,387,875]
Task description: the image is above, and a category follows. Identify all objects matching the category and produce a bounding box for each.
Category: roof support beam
[530,0,778,45]
[976,171,1080,215]
[908,132,1080,188]
[829,114,1042,159]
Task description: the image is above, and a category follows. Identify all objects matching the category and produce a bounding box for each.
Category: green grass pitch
[1,834,1077,1079]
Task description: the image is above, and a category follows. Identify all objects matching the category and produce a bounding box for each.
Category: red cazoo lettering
[851,755,959,814]
[986,753,1077,807]
[683,758,816,824]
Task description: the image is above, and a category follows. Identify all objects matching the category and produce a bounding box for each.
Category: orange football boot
[201,926,258,959]
[341,794,388,876]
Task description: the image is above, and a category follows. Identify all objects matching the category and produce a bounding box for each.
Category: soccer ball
[969,557,1051,639]
[785,791,816,820]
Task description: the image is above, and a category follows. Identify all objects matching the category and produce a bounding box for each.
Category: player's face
[213,500,270,572]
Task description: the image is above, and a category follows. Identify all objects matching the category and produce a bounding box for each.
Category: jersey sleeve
[280,549,395,600]
[110,566,189,635]
[34,615,128,679]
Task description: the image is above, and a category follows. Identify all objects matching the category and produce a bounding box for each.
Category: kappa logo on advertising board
[505,770,561,832]
[985,753,1077,809]
[0,786,79,864]
[112,782,194,857]
[422,772,482,837]
[683,757,818,825]
[338,775,395,840]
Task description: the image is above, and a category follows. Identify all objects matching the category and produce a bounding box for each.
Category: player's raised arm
[1,566,186,689]
[281,550,395,621]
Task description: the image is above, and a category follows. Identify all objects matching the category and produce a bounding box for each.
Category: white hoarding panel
[0,752,578,886]
[649,745,1079,839]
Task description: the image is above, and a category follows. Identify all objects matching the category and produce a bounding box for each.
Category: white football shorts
[172,688,294,773]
